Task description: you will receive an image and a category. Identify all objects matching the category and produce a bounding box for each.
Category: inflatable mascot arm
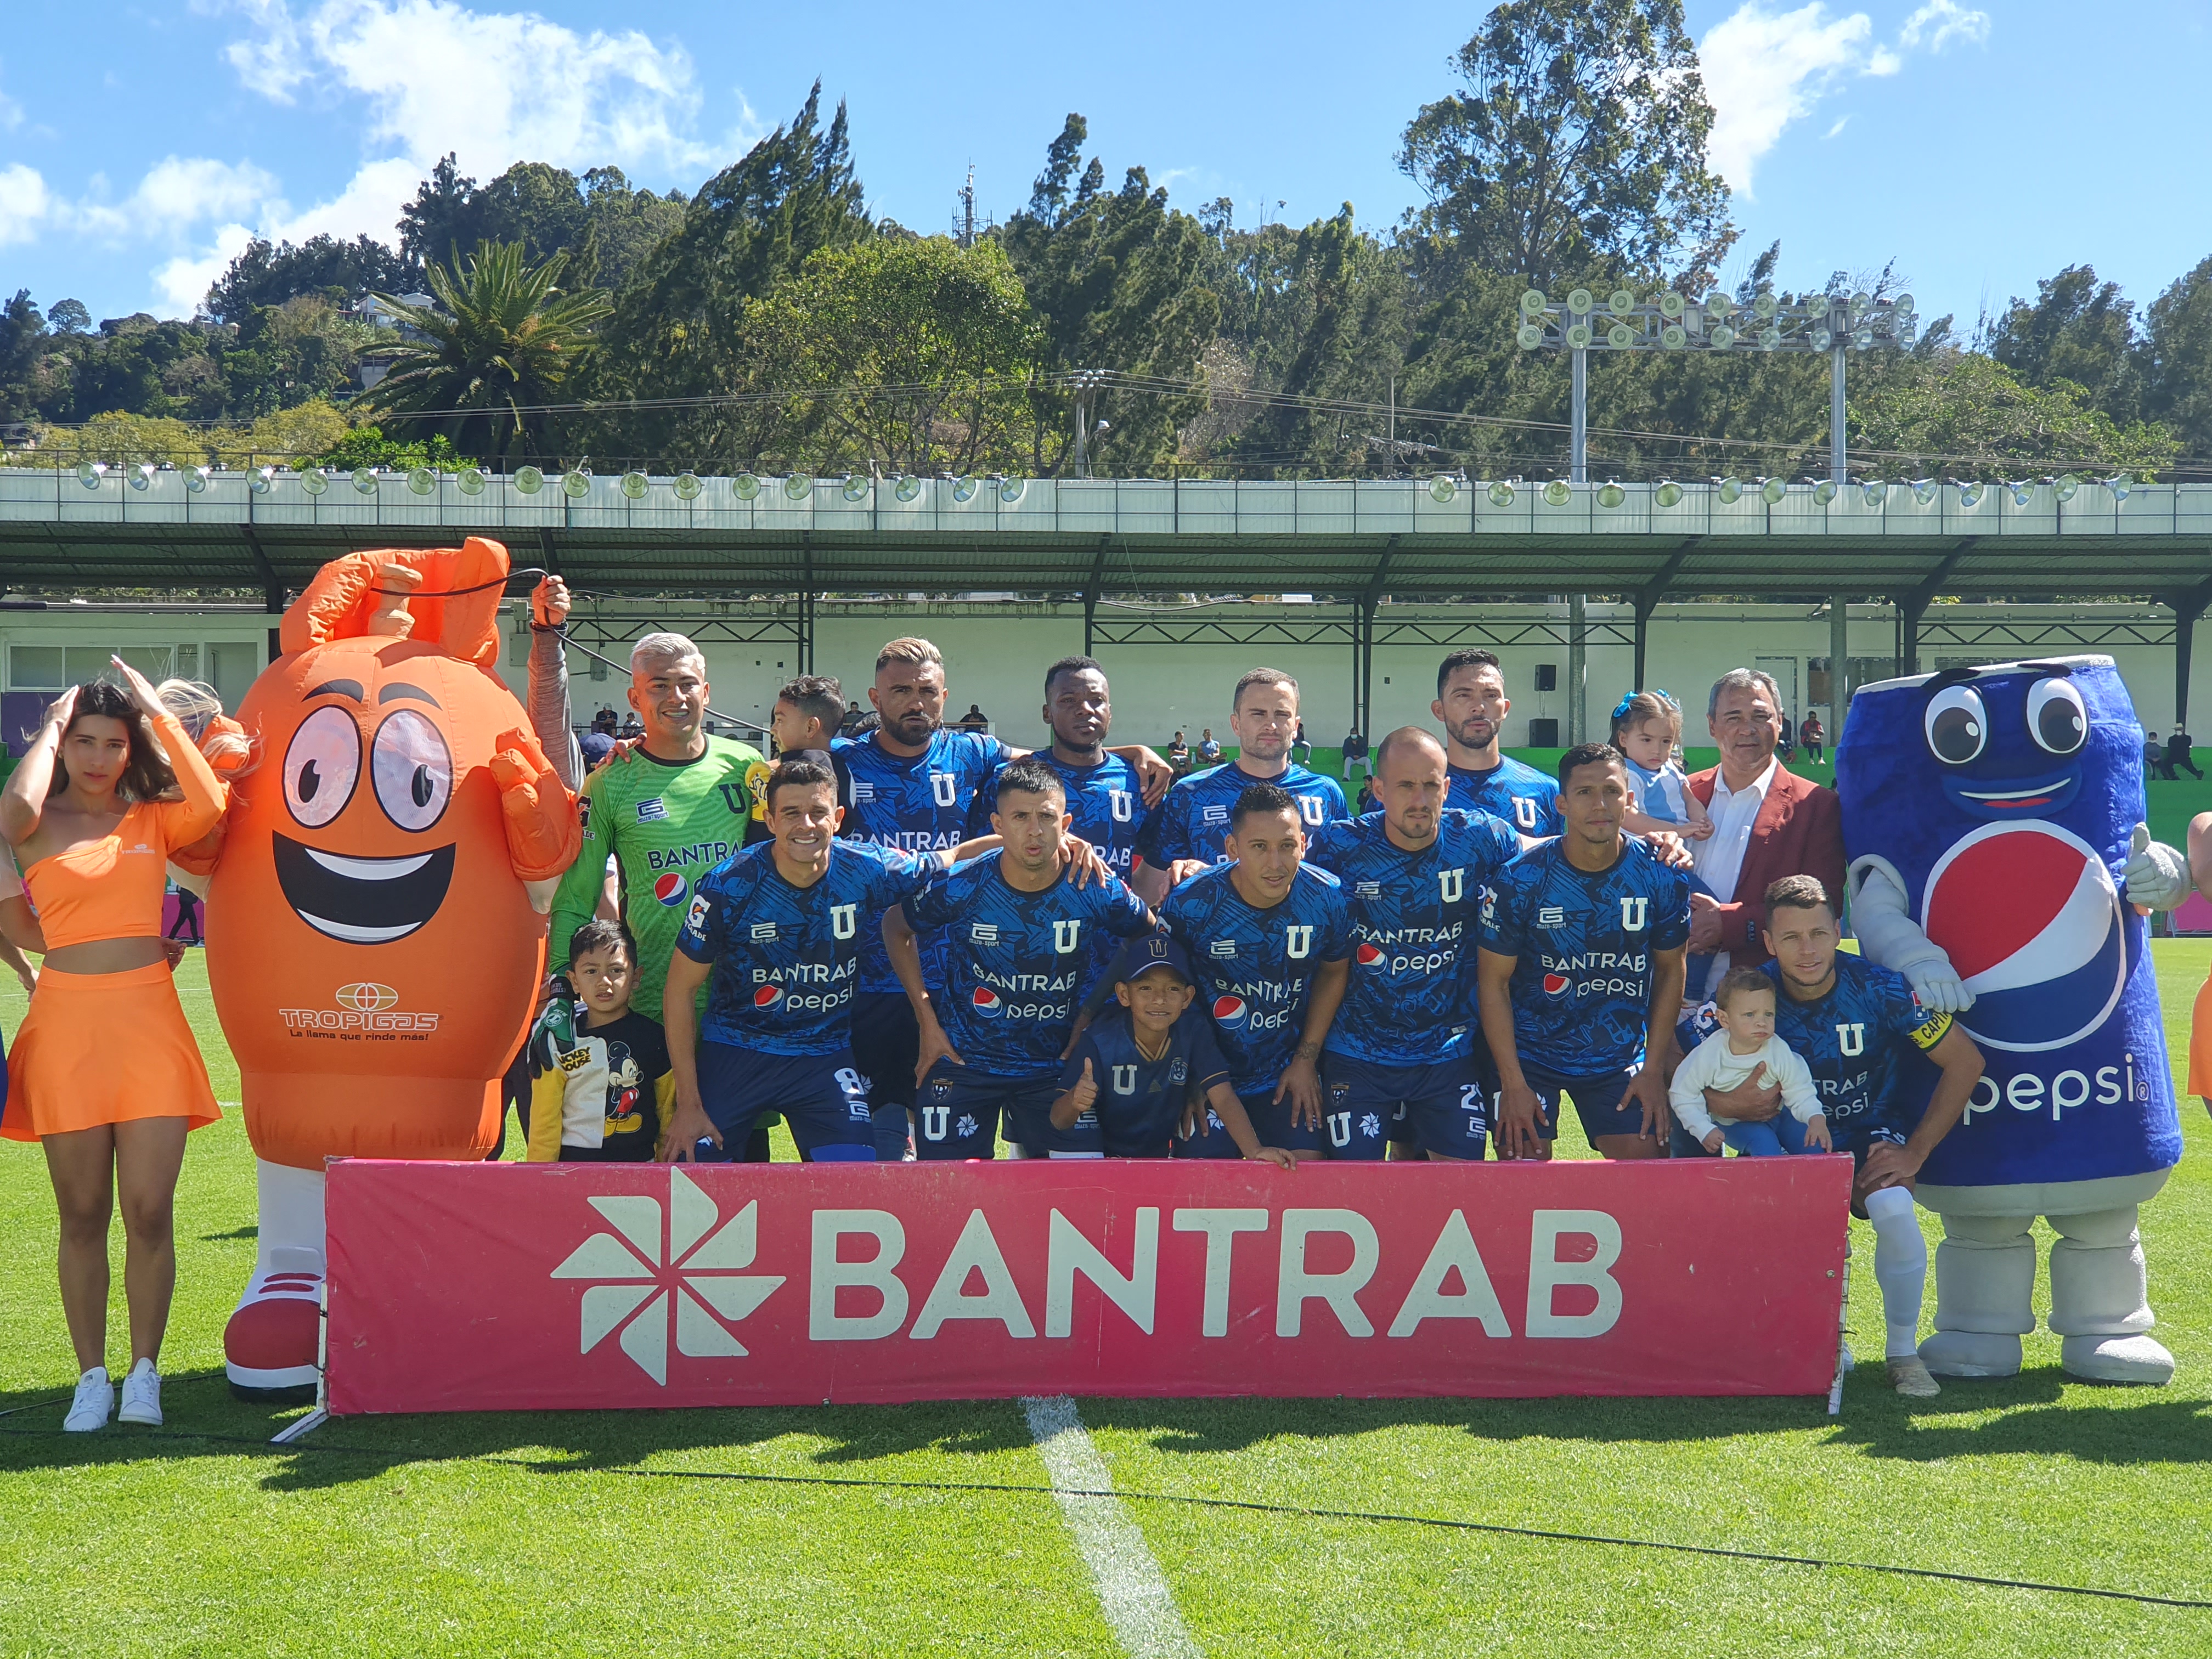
[1836,656,2182,1385]
[206,537,582,1396]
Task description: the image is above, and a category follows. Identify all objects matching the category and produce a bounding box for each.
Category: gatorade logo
[1356,943,1384,967]
[654,872,687,906]
[1543,972,1570,995]
[1213,995,1249,1029]
[753,985,781,1008]
[972,987,1004,1018]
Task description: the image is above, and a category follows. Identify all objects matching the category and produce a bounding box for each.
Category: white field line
[1021,1394,1201,1659]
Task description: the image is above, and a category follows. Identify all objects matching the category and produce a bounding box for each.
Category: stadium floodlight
[127,462,156,490]
[894,475,922,503]
[1813,479,1838,505]
[76,462,105,489]
[1565,321,1594,349]
[1608,323,1634,348]
[514,465,544,495]
[1709,323,1737,350]
[1661,323,1687,349]
[409,466,438,496]
[998,477,1025,504]
[562,468,592,499]
[1717,475,1744,504]
[732,472,760,500]
[2108,472,2134,500]
[782,472,811,500]
[1654,479,1683,507]
[1517,323,1545,349]
[186,466,212,493]
[251,466,277,494]
[1957,481,1984,507]
[1567,288,1594,314]
[1487,479,1516,506]
[1863,478,1887,506]
[300,467,328,496]
[952,475,980,503]
[1811,326,1834,351]
[1659,291,1686,319]
[2009,480,2034,506]
[456,467,486,496]
[1759,327,1782,351]
[619,471,650,500]
[842,474,870,502]
[1854,328,1875,349]
[1596,481,1625,508]
[352,466,378,495]
[673,471,703,501]
[2055,473,2081,502]
[1429,475,1458,504]
[1542,479,1571,506]
[1609,290,1636,317]
[1752,291,1779,320]
[1912,478,1937,505]
[1761,476,1787,505]
[1520,289,1548,316]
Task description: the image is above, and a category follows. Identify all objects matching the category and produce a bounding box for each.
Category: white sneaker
[118,1359,162,1426]
[64,1367,114,1432]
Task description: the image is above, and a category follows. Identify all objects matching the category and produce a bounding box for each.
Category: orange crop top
[20,710,228,949]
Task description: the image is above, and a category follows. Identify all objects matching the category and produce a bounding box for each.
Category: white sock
[1864,1186,1926,1358]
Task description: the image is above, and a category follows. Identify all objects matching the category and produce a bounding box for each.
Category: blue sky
[2,0,2207,340]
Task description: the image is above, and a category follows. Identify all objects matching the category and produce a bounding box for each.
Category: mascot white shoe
[193,540,579,1397]
[1837,656,2183,1386]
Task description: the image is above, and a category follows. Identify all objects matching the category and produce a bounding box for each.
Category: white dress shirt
[1690,756,1779,996]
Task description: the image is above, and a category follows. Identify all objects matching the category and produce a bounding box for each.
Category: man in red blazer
[1684,668,1846,997]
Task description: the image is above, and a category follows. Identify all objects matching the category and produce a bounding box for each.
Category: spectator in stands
[592,706,618,734]
[1291,720,1312,765]
[958,703,990,733]
[1198,728,1223,763]
[2149,732,2177,781]
[838,700,871,737]
[1342,729,1372,781]
[2170,725,2203,781]
[1798,712,1826,764]
[578,722,615,771]
[1166,731,1192,772]
[1776,712,1796,761]
[1354,774,1381,815]
[617,712,644,741]
[1683,668,1846,1005]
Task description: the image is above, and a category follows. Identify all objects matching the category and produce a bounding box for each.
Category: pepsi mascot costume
[1838,656,2187,1384]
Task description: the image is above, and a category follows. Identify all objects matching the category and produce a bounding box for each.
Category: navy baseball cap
[1109,933,1194,986]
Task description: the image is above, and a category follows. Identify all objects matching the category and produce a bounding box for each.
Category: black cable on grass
[4,1421,2204,1611]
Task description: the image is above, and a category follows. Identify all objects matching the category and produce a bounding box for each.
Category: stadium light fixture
[127,462,155,490]
[673,471,703,501]
[1761,477,1787,505]
[1813,478,1838,506]
[1542,479,1571,506]
[894,475,922,503]
[514,465,544,495]
[562,467,592,499]
[952,475,980,503]
[1429,475,1458,504]
[620,471,650,500]
[1717,475,1744,504]
[456,467,486,496]
[409,467,439,496]
[1487,479,1516,506]
[300,467,328,496]
[2009,480,2033,506]
[998,477,1025,504]
[1957,481,1984,507]
[352,467,378,495]
[251,466,276,494]
[732,472,760,500]
[2055,473,2080,502]
[1596,481,1625,508]
[1566,289,1594,315]
[186,466,212,493]
[782,473,811,500]
[1863,479,1887,506]
[76,462,104,489]
[2109,473,2134,500]
[842,474,870,502]
[1912,478,1938,505]
[1654,479,1683,507]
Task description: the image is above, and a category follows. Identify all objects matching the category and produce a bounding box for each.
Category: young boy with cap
[1054,935,1299,1166]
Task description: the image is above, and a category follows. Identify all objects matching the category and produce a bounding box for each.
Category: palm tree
[363,240,612,468]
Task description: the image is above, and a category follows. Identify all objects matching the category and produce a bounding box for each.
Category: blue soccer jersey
[975,750,1151,1000]
[1679,955,1953,1138]
[903,853,1155,1078]
[1305,808,1521,1065]
[1060,1005,1231,1155]
[1448,756,1562,838]
[1136,761,1348,870]
[1480,836,1692,1074]
[676,840,931,1055]
[834,727,1012,993]
[1160,862,1354,1095]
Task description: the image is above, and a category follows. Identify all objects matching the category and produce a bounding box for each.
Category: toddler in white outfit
[1670,968,1832,1156]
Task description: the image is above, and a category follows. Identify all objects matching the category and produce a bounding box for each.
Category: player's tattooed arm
[656,953,721,1163]
[1865,1021,1984,1187]
[1209,1082,1299,1170]
[883,907,963,1082]
[1275,957,1350,1129]
[1476,946,1546,1160]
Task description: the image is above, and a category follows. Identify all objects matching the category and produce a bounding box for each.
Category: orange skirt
[2,961,221,1141]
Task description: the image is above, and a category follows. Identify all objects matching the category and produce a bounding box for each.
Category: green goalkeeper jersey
[548,736,772,1022]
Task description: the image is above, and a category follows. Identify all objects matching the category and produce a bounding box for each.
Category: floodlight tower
[1513,285,1920,484]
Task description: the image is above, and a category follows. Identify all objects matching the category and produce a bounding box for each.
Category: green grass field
[2,950,2208,1655]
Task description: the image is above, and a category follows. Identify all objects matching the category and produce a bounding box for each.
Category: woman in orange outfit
[0,659,228,1434]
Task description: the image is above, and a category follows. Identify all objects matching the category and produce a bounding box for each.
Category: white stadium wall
[0,599,2197,753]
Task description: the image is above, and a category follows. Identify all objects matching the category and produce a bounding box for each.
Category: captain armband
[1909,1009,1953,1051]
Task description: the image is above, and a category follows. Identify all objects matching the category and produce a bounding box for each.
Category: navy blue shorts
[694,1042,874,1162]
[1173,1085,1324,1156]
[915,1061,1066,1159]
[1515,1059,1650,1147]
[1325,1053,1487,1160]
[851,991,924,1159]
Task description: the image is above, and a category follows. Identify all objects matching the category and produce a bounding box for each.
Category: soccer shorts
[1173,1085,1324,1156]
[851,991,923,1160]
[1832,1122,1910,1214]
[693,1042,875,1163]
[914,1061,1069,1159]
[1513,1059,1652,1148]
[1325,1053,1486,1160]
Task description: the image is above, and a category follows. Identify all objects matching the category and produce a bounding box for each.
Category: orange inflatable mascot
[206,538,579,1395]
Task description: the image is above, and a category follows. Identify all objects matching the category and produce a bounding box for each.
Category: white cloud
[1825,116,1852,138]
[1900,0,1991,52]
[1702,0,1993,197]
[0,163,56,248]
[78,157,284,239]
